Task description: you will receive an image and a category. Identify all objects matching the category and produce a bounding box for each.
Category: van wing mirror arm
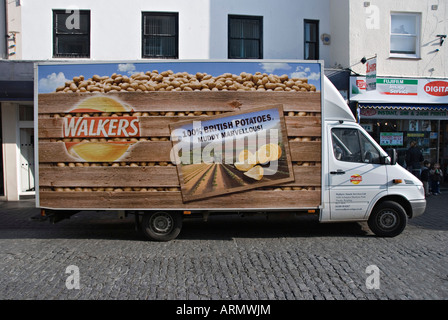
[380,155,390,165]
[384,148,398,165]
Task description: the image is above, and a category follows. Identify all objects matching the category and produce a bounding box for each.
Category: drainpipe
[4,0,8,59]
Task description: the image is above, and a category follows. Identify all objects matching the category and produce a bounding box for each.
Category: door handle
[330,169,346,175]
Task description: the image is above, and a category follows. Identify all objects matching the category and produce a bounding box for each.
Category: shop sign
[366,58,377,91]
[361,123,373,132]
[423,81,448,97]
[359,108,448,120]
[376,78,418,96]
[352,76,448,102]
[352,77,419,96]
[380,132,403,146]
[357,79,366,90]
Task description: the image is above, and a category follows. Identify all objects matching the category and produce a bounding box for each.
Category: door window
[332,128,381,164]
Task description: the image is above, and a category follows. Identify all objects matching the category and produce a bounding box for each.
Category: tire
[368,201,407,237]
[141,211,182,241]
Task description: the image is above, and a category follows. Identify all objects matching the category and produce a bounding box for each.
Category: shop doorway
[19,128,34,192]
[19,105,35,194]
[0,109,4,197]
[441,121,448,178]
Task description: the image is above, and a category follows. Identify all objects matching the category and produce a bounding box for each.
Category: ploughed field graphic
[181,161,291,198]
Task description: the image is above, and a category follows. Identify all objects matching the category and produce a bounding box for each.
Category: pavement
[0,184,447,301]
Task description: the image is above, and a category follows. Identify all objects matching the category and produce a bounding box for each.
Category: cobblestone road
[0,188,447,300]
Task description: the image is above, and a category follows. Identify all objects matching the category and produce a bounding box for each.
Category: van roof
[323,76,356,122]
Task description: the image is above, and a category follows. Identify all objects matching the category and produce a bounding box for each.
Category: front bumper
[410,199,426,218]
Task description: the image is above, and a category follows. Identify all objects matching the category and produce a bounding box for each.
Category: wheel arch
[368,194,413,219]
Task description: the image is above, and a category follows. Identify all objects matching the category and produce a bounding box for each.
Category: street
[0,188,447,301]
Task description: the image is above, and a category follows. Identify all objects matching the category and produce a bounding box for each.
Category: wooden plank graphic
[37,67,322,209]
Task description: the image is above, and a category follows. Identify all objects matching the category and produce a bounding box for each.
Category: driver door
[329,126,388,220]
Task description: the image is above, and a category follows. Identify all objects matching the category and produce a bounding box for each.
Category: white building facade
[8,0,332,62]
[1,0,447,200]
[1,0,333,200]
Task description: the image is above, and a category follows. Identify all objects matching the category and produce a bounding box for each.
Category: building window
[390,13,420,58]
[228,15,263,59]
[304,20,319,60]
[53,10,90,58]
[142,12,179,59]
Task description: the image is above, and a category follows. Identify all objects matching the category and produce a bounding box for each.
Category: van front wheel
[368,201,407,237]
[141,211,182,241]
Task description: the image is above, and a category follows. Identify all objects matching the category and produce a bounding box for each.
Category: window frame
[141,12,179,59]
[53,9,91,58]
[228,14,263,59]
[389,12,421,59]
[304,19,319,60]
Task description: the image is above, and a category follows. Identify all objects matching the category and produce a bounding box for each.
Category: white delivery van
[322,76,426,237]
[35,60,426,240]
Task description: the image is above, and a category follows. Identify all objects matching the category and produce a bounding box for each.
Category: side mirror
[385,148,397,165]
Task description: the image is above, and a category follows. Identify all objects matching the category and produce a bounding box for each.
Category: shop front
[350,76,448,174]
[0,61,34,201]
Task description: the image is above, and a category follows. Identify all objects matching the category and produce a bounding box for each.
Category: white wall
[347,0,448,78]
[329,0,350,69]
[209,0,331,63]
[19,0,331,65]
[21,0,211,60]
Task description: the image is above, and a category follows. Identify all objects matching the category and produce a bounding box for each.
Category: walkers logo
[63,96,140,138]
[350,174,363,185]
[424,81,448,97]
[62,96,140,162]
[63,116,140,138]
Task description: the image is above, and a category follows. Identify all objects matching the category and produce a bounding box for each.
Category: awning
[325,68,350,91]
[0,60,34,101]
[0,80,34,101]
[359,103,448,111]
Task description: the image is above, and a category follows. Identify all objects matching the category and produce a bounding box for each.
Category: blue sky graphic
[38,61,321,93]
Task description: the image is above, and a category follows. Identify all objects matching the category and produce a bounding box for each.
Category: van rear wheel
[141,211,182,241]
[368,201,407,237]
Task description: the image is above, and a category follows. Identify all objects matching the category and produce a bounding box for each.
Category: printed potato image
[234,149,257,171]
[66,141,133,162]
[256,143,282,164]
[70,96,132,113]
[238,149,254,163]
[234,162,255,172]
[55,70,317,93]
[243,165,264,181]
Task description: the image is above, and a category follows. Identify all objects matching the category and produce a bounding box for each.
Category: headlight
[417,185,425,198]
